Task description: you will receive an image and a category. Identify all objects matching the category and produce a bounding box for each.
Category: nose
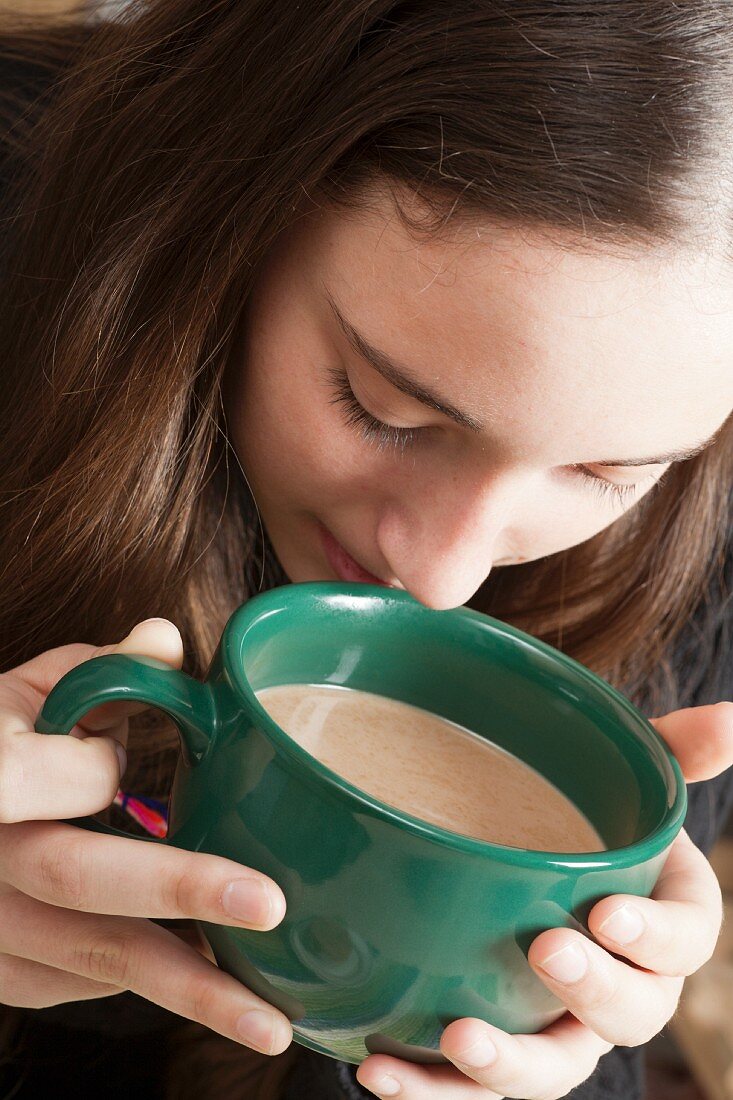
[375,465,523,610]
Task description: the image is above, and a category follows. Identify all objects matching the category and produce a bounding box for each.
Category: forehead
[306,192,733,462]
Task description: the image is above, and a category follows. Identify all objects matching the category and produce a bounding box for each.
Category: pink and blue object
[113,789,168,838]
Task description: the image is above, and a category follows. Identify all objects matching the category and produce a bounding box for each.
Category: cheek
[515,484,647,561]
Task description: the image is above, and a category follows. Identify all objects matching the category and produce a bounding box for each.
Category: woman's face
[223,188,733,611]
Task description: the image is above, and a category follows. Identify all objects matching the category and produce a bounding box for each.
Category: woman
[0,2,731,1098]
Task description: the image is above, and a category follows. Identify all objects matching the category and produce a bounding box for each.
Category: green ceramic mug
[35,580,686,1065]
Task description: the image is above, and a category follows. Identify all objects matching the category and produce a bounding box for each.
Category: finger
[650,702,733,783]
[0,951,124,1008]
[0,620,184,822]
[356,1055,504,1099]
[356,1015,610,1100]
[527,927,684,1047]
[0,889,293,1056]
[439,1013,611,1100]
[5,619,183,746]
[588,828,723,976]
[0,820,287,931]
[0,720,126,822]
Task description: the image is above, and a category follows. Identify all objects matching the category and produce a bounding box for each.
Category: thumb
[98,617,184,667]
[650,702,733,784]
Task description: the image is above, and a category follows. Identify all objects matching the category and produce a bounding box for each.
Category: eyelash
[326,366,420,455]
[326,366,643,506]
[572,467,640,507]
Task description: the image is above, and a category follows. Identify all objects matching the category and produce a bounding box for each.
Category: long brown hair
[0,1,731,1096]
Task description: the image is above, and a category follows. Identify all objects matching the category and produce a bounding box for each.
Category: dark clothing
[2,44,733,1100]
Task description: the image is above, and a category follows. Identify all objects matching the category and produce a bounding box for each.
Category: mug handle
[34,653,218,844]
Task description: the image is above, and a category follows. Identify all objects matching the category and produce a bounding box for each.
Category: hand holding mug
[0,620,292,1056]
[355,702,733,1100]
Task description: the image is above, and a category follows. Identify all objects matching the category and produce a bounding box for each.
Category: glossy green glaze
[35,581,686,1065]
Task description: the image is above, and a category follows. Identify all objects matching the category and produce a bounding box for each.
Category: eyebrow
[324,284,721,467]
[325,285,484,432]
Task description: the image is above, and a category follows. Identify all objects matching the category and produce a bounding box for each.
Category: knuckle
[641,927,679,974]
[579,981,662,1047]
[614,999,678,1048]
[581,977,620,1016]
[37,838,85,909]
[165,860,204,917]
[74,928,137,987]
[186,973,220,1026]
[638,903,718,977]
[0,953,122,1009]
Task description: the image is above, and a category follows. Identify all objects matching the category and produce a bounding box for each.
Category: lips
[318,522,393,587]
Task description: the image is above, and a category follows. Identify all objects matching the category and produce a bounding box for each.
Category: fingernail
[125,619,171,637]
[450,1031,498,1069]
[598,903,645,945]
[538,942,588,983]
[372,1074,401,1096]
[236,1009,278,1054]
[128,618,172,633]
[221,878,274,926]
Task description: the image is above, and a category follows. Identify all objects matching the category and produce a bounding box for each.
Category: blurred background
[1,0,732,1097]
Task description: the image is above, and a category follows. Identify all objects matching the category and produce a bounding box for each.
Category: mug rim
[222,581,687,871]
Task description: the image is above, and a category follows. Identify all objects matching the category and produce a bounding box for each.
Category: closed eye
[326,366,421,454]
[327,364,663,506]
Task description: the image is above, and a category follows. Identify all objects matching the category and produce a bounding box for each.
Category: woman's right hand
[0,619,293,1057]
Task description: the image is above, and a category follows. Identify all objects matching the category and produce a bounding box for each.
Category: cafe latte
[255,682,605,852]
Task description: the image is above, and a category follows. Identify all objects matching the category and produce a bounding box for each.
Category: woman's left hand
[356,702,733,1100]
